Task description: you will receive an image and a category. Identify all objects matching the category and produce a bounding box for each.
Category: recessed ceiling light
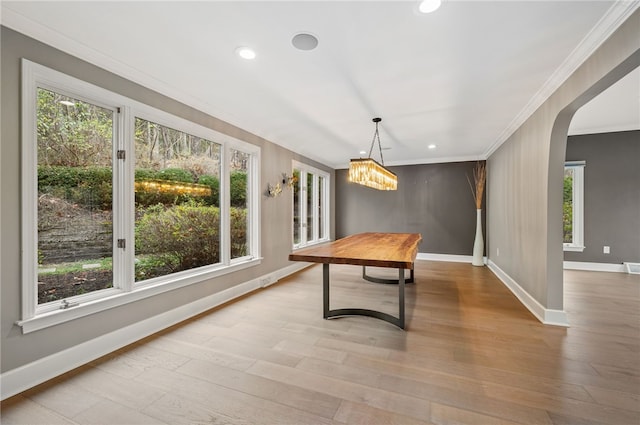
[59,100,75,106]
[419,0,441,14]
[292,33,319,51]
[428,144,437,149]
[236,47,256,60]
[359,150,367,155]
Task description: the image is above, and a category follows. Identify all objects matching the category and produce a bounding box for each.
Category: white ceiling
[569,67,640,136]
[2,1,639,169]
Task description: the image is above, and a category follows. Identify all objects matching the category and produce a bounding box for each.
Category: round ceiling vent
[292,33,319,51]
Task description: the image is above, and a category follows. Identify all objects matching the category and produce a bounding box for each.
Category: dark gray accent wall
[565,130,640,264]
[335,162,485,255]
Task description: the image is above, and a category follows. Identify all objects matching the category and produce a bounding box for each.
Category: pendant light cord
[366,118,385,165]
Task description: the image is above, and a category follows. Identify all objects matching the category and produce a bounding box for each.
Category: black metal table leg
[323,263,330,319]
[362,266,414,284]
[323,263,405,330]
[398,267,405,329]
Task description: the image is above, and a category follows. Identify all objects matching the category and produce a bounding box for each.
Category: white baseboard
[0,262,309,401]
[563,261,625,273]
[417,252,487,264]
[487,260,569,328]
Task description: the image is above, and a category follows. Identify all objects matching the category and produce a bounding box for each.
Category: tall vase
[472,209,484,266]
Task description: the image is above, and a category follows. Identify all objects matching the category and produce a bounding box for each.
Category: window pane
[307,172,314,241]
[230,149,249,259]
[292,164,329,248]
[293,169,301,245]
[134,118,221,281]
[37,88,114,304]
[563,168,574,244]
[318,175,324,239]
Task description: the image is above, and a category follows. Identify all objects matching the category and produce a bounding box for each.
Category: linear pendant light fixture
[348,118,397,191]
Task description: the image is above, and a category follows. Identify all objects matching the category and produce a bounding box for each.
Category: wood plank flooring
[2,261,639,424]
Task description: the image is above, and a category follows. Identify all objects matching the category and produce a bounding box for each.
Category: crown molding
[568,122,640,136]
[0,5,239,131]
[484,0,640,158]
[334,154,485,169]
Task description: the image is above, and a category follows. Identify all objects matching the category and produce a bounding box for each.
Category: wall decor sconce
[267,182,283,197]
[267,173,298,197]
[283,173,297,189]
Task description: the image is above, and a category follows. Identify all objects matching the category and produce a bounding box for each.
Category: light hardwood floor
[2,262,639,424]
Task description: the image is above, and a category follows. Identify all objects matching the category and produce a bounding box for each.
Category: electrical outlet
[260,276,277,287]
[603,246,610,254]
[496,248,500,256]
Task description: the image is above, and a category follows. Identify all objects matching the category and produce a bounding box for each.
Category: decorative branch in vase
[467,161,486,266]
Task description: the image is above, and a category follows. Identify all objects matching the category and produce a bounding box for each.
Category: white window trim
[563,161,585,252]
[17,259,260,334]
[20,59,261,333]
[292,160,330,250]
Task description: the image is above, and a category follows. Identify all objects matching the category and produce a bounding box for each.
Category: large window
[21,60,260,331]
[563,161,585,252]
[292,161,330,248]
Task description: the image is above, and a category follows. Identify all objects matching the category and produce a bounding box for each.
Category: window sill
[292,238,331,251]
[563,244,585,252]
[16,258,261,334]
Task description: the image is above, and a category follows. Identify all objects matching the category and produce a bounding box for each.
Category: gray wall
[565,130,640,264]
[1,27,334,374]
[336,162,485,255]
[487,10,639,311]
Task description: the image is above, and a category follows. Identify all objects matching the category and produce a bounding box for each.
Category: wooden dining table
[288,232,422,329]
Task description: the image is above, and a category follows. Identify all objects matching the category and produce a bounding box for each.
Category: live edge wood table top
[288,232,422,269]
[288,232,422,330]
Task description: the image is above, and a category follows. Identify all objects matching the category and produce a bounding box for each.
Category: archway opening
[547,54,639,322]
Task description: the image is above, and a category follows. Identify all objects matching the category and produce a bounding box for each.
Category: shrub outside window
[21,59,260,332]
[133,118,222,282]
[229,149,251,260]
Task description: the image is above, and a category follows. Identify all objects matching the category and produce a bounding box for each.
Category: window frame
[292,160,330,249]
[226,145,260,264]
[563,161,585,252]
[20,59,261,333]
